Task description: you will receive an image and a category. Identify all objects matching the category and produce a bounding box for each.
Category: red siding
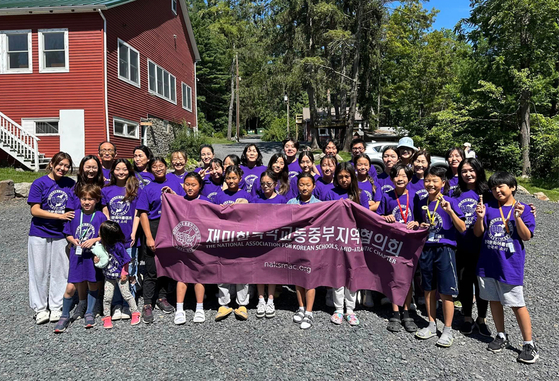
[105,0,197,157]
[0,13,106,158]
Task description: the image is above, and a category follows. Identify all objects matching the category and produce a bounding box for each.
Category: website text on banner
[155,195,428,306]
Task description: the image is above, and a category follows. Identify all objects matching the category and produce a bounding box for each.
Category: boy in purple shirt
[413,166,466,347]
[474,172,538,364]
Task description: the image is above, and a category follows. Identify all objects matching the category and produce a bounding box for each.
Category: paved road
[213,139,283,164]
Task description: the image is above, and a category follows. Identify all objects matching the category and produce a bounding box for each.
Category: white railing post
[0,111,41,171]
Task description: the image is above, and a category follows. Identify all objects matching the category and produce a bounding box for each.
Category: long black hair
[75,155,104,194]
[453,158,488,197]
[267,153,290,195]
[133,145,153,172]
[240,144,263,167]
[334,162,361,203]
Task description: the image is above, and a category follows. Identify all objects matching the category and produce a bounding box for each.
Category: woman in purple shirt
[133,145,155,190]
[240,143,266,193]
[194,144,214,180]
[283,137,301,179]
[408,149,430,202]
[377,146,399,194]
[137,157,186,324]
[28,152,76,325]
[446,147,465,194]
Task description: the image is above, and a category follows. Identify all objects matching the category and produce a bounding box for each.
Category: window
[38,29,69,72]
[118,39,140,87]
[147,59,177,104]
[171,0,178,15]
[21,119,60,135]
[182,82,192,111]
[0,30,32,73]
[113,118,139,139]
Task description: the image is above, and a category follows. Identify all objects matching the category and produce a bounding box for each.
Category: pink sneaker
[330,312,344,325]
[345,313,360,326]
[102,316,113,329]
[130,312,141,326]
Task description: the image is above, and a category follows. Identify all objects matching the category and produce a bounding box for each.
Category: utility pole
[285,93,290,136]
[235,53,240,143]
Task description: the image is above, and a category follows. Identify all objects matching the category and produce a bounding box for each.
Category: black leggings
[456,248,488,319]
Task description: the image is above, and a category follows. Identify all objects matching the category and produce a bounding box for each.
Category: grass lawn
[0,168,44,183]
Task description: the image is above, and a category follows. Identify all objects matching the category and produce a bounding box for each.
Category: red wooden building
[0,0,200,170]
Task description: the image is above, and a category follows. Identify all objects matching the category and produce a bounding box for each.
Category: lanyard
[79,210,96,240]
[396,191,409,223]
[426,197,441,226]
[499,201,515,235]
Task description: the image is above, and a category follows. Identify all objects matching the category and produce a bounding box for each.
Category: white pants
[333,287,356,313]
[28,236,69,313]
[218,283,249,306]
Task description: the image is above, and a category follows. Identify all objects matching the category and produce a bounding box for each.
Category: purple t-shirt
[287,173,319,200]
[254,193,287,204]
[377,190,415,224]
[477,200,535,286]
[376,172,395,194]
[413,195,465,247]
[101,185,139,245]
[407,175,428,201]
[63,209,107,283]
[449,175,459,194]
[194,167,211,181]
[168,171,186,184]
[136,176,186,220]
[452,189,481,253]
[357,179,382,203]
[102,242,131,280]
[213,189,253,205]
[368,166,378,183]
[325,187,370,209]
[136,171,155,190]
[102,167,112,185]
[185,194,211,202]
[314,177,335,201]
[287,159,301,179]
[201,179,224,203]
[28,175,76,238]
[240,165,266,193]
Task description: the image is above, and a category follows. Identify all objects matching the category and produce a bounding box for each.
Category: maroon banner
[155,194,428,306]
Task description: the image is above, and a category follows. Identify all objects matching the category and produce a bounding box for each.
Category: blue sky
[390,0,472,30]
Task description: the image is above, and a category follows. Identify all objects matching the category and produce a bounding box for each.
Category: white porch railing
[0,111,41,171]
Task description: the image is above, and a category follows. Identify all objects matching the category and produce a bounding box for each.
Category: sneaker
[454,300,462,308]
[517,343,539,364]
[293,309,305,323]
[346,313,360,326]
[174,310,186,325]
[130,312,141,326]
[93,300,103,317]
[265,303,276,318]
[234,306,248,320]
[71,303,86,321]
[112,305,123,321]
[35,310,50,325]
[193,309,206,323]
[300,315,313,330]
[142,305,154,324]
[416,326,437,340]
[49,309,62,323]
[84,313,96,328]
[330,312,344,325]
[256,300,266,318]
[215,306,233,321]
[120,306,131,320]
[409,302,417,312]
[53,317,70,333]
[102,316,113,329]
[476,322,492,337]
[155,298,174,314]
[460,320,475,335]
[362,290,374,308]
[437,329,454,347]
[325,288,334,307]
[487,334,510,353]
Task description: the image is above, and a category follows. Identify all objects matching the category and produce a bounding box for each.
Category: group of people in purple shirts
[27,136,539,364]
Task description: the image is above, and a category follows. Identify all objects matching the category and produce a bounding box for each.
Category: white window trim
[113,117,139,139]
[117,38,141,88]
[0,30,33,74]
[181,82,192,112]
[171,0,178,15]
[38,28,69,73]
[147,58,177,105]
[22,118,60,136]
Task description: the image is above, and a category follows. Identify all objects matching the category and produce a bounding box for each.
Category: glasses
[261,182,275,187]
[99,149,115,154]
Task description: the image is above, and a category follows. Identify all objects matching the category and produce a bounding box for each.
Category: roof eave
[0,5,108,16]
[179,0,200,62]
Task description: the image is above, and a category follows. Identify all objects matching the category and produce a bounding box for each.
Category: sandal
[234,306,248,320]
[402,317,418,332]
[330,312,344,325]
[346,313,360,326]
[387,317,402,332]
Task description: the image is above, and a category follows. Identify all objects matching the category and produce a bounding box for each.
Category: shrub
[170,125,210,162]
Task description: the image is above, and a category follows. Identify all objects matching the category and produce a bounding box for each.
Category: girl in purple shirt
[446,147,465,195]
[314,155,337,201]
[353,153,381,212]
[201,158,225,203]
[168,150,188,184]
[194,144,214,180]
[287,151,319,200]
[407,149,430,202]
[377,146,399,194]
[28,152,76,325]
[251,153,290,198]
[240,143,266,193]
[137,157,186,324]
[283,137,301,179]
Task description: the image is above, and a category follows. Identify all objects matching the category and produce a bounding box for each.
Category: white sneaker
[112,305,123,321]
[325,288,334,307]
[174,310,186,325]
[120,306,131,320]
[256,300,266,318]
[49,310,62,322]
[193,309,205,323]
[35,310,50,325]
[265,303,276,318]
[362,290,374,308]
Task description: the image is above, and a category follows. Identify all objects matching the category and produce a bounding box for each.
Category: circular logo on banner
[109,195,130,217]
[172,221,202,253]
[47,190,68,212]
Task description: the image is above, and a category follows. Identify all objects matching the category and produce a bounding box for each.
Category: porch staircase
[0,111,46,171]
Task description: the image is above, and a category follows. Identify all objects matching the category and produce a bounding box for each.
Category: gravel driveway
[0,195,557,380]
